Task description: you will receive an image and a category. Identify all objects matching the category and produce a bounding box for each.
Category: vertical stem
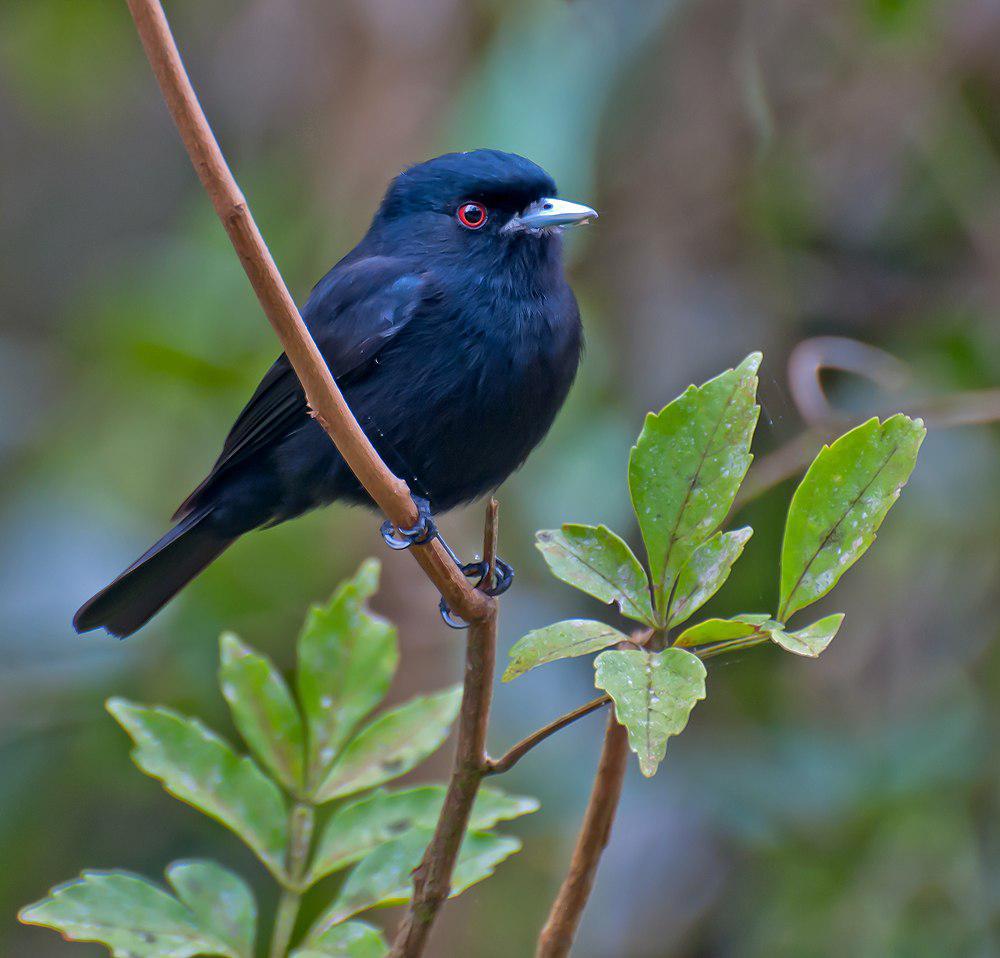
[269,891,300,958]
[535,714,629,958]
[388,505,500,957]
[481,498,499,593]
[269,803,315,958]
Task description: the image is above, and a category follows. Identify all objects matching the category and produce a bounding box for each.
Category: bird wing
[173,257,432,519]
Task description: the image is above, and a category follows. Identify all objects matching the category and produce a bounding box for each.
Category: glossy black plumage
[74,150,586,637]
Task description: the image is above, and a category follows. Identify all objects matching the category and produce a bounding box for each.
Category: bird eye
[457,201,488,230]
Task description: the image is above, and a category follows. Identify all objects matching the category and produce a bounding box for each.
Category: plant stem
[269,803,315,958]
[269,891,300,958]
[535,714,629,958]
[485,695,611,776]
[122,0,491,626]
[389,504,500,958]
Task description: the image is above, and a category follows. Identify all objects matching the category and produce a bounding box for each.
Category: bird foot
[439,556,515,629]
[460,557,515,598]
[380,496,436,549]
[379,496,514,628]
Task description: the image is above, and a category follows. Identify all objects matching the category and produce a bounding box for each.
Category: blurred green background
[2,0,999,955]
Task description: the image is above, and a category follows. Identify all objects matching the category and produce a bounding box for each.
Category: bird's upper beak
[509,197,598,232]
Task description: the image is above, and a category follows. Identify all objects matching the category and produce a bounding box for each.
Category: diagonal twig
[485,695,611,777]
[123,0,490,624]
[122,5,503,956]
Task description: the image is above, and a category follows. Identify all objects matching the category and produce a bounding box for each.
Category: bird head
[368,150,597,265]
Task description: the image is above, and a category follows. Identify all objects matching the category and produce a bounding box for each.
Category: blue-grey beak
[510,197,598,232]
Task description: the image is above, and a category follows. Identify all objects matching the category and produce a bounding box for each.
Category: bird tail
[73,508,234,638]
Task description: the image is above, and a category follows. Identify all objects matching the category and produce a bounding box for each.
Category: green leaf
[449,831,522,895]
[19,869,238,958]
[535,525,655,625]
[314,687,462,802]
[674,613,845,660]
[771,613,845,657]
[107,699,288,877]
[306,785,538,884]
[778,415,925,620]
[667,527,753,627]
[297,559,399,792]
[219,632,305,793]
[503,619,629,682]
[291,920,388,958]
[629,353,761,616]
[305,829,521,936]
[594,648,706,777]
[166,861,256,958]
[674,613,777,648]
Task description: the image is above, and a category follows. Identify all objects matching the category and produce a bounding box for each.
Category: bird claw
[380,497,514,628]
[439,599,470,630]
[380,496,436,550]
[439,556,515,629]
[460,557,514,597]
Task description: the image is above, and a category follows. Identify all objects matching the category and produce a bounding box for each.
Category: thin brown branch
[734,336,1000,514]
[787,337,910,427]
[536,713,629,958]
[485,695,611,776]
[481,498,499,593]
[389,502,501,958]
[122,0,490,624]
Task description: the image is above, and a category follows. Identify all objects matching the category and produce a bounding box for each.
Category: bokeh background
[3,0,999,955]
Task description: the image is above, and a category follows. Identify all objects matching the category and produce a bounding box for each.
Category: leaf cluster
[21,561,537,957]
[505,354,924,777]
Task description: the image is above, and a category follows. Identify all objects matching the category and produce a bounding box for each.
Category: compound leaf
[298,560,399,792]
[771,613,845,657]
[629,353,760,616]
[306,785,537,884]
[535,525,655,625]
[219,632,304,793]
[305,829,521,936]
[313,687,462,802]
[594,648,706,777]
[503,619,629,682]
[290,920,388,958]
[667,527,753,627]
[166,860,256,958]
[779,415,924,620]
[19,869,238,958]
[106,699,287,877]
[674,614,777,648]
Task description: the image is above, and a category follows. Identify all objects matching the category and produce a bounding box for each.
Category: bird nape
[74,149,597,638]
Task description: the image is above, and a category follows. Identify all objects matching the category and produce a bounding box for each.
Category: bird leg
[380,495,514,628]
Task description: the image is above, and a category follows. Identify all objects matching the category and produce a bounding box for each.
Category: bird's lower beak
[512,197,598,232]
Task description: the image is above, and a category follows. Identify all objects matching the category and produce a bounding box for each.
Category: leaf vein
[554,539,646,620]
[780,441,901,619]
[657,376,744,610]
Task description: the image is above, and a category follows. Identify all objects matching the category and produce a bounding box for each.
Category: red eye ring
[457,201,488,230]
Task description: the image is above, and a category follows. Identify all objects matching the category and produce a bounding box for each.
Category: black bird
[74,149,596,637]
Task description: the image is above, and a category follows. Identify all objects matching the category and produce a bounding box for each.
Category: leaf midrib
[644,657,654,768]
[779,441,900,619]
[535,628,621,663]
[656,377,745,611]
[555,537,649,622]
